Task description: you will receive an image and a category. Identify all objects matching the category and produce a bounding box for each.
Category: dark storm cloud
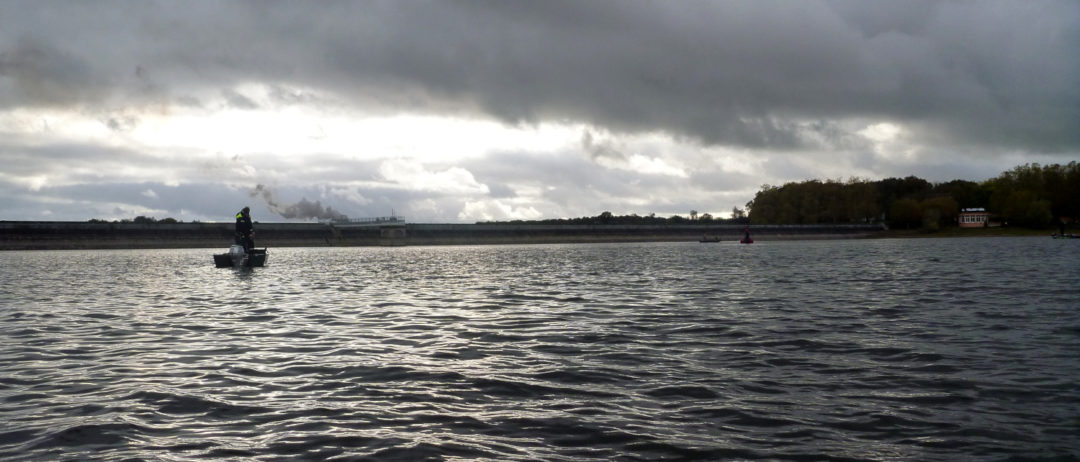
[2,1,1077,151]
[318,0,1078,152]
[0,37,106,106]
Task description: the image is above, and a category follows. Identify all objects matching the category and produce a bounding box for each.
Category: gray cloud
[0,37,105,107]
[581,130,626,162]
[1,1,1077,223]
[462,148,710,218]
[0,137,155,179]
[1,1,1075,152]
[222,89,259,110]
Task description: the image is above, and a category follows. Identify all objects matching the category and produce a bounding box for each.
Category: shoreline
[0,220,1055,251]
[1,221,894,250]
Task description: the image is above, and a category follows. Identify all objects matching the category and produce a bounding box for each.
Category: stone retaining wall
[0,221,887,250]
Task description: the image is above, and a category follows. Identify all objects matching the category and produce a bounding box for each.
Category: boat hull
[214,247,268,268]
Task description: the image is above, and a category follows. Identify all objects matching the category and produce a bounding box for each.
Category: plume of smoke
[249,184,348,220]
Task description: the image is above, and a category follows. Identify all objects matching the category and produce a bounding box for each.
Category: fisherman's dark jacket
[235,212,253,236]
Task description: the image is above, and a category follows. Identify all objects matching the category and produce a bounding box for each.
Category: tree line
[747,162,1079,229]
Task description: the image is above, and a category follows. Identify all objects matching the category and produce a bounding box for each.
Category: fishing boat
[213,245,268,268]
[740,227,754,244]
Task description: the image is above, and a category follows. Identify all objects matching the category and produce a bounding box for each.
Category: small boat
[699,236,721,243]
[213,245,268,268]
[1052,233,1078,239]
[740,227,753,244]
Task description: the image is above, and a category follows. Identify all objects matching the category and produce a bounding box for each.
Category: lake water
[1,237,1077,461]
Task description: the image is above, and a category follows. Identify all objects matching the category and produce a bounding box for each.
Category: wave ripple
[1,238,1078,461]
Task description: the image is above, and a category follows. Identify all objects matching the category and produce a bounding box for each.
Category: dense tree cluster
[747,162,1079,229]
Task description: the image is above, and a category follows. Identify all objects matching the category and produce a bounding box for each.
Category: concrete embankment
[0,221,888,250]
[402,223,886,245]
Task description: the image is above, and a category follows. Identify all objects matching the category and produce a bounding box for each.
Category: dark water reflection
[1,237,1078,461]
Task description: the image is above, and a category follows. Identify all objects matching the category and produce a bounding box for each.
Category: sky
[1,0,1077,223]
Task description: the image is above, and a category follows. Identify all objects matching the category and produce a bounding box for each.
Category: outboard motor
[228,244,247,266]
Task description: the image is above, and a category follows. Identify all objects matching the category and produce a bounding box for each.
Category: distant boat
[740,227,754,244]
[699,236,721,243]
[1052,233,1078,239]
[214,245,268,268]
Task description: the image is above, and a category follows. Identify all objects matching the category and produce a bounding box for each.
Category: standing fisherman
[235,206,254,253]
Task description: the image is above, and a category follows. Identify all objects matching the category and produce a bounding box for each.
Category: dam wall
[402,223,884,245]
[0,221,887,250]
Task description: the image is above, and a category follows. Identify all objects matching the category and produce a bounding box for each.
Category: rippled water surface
[2,237,1078,461]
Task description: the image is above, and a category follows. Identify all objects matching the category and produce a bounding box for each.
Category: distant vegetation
[747,162,1079,229]
[485,162,1077,231]
[89,216,185,224]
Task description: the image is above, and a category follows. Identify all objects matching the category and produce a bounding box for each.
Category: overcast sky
[2,0,1077,223]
